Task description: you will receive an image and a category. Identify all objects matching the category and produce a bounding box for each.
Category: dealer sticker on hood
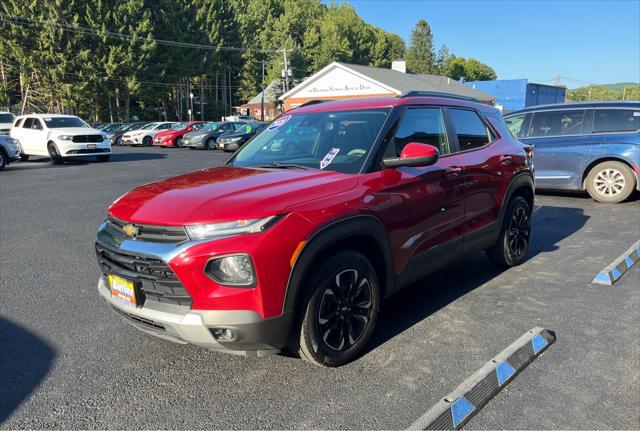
[320,148,340,169]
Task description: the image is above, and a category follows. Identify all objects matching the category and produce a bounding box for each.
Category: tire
[115,136,123,146]
[585,161,635,204]
[175,137,183,148]
[0,150,6,171]
[20,154,29,161]
[96,155,111,162]
[142,136,152,147]
[486,196,531,267]
[47,142,63,165]
[291,251,380,367]
[206,138,216,150]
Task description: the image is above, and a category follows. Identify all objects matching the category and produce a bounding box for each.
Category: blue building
[464,79,565,111]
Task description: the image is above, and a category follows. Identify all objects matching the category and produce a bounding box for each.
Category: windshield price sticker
[320,148,340,169]
[267,115,292,131]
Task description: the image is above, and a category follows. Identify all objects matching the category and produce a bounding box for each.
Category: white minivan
[10,114,111,164]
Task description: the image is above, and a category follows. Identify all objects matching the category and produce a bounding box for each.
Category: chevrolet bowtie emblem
[122,224,139,238]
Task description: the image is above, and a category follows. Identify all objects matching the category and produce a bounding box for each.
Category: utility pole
[280,48,292,93]
[622,86,627,101]
[200,76,204,121]
[261,59,265,121]
[553,74,562,86]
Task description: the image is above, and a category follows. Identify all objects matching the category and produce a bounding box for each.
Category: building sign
[291,67,393,98]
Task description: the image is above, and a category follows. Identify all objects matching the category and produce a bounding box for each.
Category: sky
[334,0,640,88]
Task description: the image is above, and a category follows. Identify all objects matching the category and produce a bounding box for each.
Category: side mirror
[382,142,440,168]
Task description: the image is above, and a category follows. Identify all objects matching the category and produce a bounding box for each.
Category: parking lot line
[592,239,640,286]
[408,327,556,430]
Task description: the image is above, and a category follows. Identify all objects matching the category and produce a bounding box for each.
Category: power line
[0,14,286,54]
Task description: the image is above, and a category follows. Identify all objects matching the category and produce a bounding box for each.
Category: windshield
[171,122,188,131]
[102,124,122,132]
[141,123,158,130]
[124,123,144,131]
[191,123,207,131]
[43,116,90,128]
[229,109,389,174]
[237,124,254,134]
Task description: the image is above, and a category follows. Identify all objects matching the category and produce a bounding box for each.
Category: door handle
[445,166,463,177]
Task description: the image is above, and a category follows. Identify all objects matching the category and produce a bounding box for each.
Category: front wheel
[142,136,152,147]
[205,138,216,150]
[175,137,183,148]
[48,143,63,165]
[486,196,531,267]
[585,161,635,204]
[291,251,380,367]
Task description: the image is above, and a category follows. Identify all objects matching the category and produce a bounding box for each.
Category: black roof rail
[298,99,335,107]
[398,91,477,102]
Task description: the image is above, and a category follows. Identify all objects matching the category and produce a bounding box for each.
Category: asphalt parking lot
[1,146,639,429]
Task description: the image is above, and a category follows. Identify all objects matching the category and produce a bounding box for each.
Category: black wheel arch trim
[499,171,535,227]
[282,215,394,318]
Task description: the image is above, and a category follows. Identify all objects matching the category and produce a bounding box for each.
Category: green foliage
[442,56,496,81]
[0,0,407,119]
[405,19,436,74]
[567,83,640,101]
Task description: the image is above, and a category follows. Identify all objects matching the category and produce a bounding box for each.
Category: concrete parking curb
[408,327,556,430]
[592,239,640,286]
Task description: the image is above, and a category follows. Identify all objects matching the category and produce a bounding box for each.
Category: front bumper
[58,141,111,157]
[98,277,285,356]
[183,139,205,148]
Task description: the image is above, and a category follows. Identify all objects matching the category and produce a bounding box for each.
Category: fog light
[205,254,255,287]
[211,327,237,341]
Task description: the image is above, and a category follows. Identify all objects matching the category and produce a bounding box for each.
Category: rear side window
[504,114,526,138]
[14,118,23,128]
[527,110,585,137]
[387,107,450,157]
[23,118,34,129]
[449,108,491,151]
[593,109,640,133]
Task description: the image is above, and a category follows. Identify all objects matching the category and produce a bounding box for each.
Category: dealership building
[279,61,495,110]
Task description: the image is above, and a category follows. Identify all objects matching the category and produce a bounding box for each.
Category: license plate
[109,275,136,307]
[87,144,96,149]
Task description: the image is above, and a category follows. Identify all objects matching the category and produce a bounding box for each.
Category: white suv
[10,114,111,164]
[122,122,177,146]
[0,112,16,135]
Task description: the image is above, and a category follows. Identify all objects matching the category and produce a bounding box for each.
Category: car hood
[219,131,250,140]
[49,127,102,135]
[155,129,177,138]
[108,166,358,225]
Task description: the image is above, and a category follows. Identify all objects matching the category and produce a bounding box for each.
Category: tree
[442,56,496,81]
[435,44,451,75]
[405,19,436,74]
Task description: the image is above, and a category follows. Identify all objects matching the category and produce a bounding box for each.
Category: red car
[153,121,208,147]
[96,92,534,366]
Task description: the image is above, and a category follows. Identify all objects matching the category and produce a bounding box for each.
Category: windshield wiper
[255,162,311,170]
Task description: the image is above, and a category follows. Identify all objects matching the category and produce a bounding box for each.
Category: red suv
[96,93,534,366]
[153,121,208,147]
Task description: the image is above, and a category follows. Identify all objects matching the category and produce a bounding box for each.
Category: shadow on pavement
[0,318,55,423]
[106,152,168,163]
[366,205,589,353]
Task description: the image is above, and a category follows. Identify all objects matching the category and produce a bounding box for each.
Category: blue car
[504,101,640,203]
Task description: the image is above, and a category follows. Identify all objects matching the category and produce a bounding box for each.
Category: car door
[30,118,48,155]
[366,107,466,281]
[446,107,502,240]
[19,117,37,154]
[520,109,591,189]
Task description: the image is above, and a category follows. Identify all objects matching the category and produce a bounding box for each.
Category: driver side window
[386,107,450,158]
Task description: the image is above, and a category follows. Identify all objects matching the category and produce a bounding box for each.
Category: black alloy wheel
[317,269,374,351]
[486,196,531,267]
[507,205,531,258]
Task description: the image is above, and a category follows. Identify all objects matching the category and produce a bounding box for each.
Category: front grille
[105,217,189,243]
[96,243,192,308]
[72,135,104,143]
[111,306,167,333]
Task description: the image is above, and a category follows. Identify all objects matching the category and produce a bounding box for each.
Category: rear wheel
[291,251,380,367]
[0,150,6,171]
[47,142,63,165]
[206,138,216,150]
[486,196,531,267]
[585,161,635,204]
[142,136,152,147]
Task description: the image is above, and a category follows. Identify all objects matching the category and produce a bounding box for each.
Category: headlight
[205,254,255,286]
[58,135,74,141]
[185,216,280,240]
[228,137,242,142]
